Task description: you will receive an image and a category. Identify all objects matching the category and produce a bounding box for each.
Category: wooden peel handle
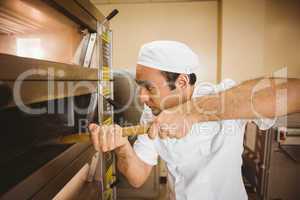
[59,124,151,144]
[122,124,151,137]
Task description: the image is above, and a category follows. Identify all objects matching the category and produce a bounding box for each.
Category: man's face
[136,65,183,115]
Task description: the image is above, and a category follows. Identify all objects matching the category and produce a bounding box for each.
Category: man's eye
[146,86,155,92]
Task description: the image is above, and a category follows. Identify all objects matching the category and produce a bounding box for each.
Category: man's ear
[175,74,190,89]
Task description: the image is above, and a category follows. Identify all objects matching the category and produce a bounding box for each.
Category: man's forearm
[223,78,300,119]
[190,78,300,122]
[115,141,152,188]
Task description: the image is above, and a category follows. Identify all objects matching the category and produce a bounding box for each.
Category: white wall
[96,1,218,83]
[263,0,300,78]
[95,0,300,84]
[221,0,266,82]
[221,0,300,83]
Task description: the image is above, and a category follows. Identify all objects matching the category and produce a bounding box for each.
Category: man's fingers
[106,126,115,151]
[89,124,127,152]
[115,125,125,146]
[148,122,159,139]
[88,123,98,133]
[159,130,168,139]
[100,125,108,152]
[167,130,178,139]
[115,125,123,138]
[89,123,100,151]
[159,122,173,139]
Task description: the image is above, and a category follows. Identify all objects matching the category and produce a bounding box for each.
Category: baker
[89,41,300,200]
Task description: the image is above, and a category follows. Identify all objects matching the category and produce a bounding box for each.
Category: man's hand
[89,123,129,152]
[148,102,200,139]
[148,94,224,140]
[89,123,153,188]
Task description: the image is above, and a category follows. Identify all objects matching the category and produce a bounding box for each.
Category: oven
[0,1,116,199]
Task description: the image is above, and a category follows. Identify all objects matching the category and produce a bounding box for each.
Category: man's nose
[139,87,150,103]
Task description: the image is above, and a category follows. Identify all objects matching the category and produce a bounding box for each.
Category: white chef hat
[137,40,199,74]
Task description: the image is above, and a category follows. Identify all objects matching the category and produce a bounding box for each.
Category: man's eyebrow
[135,79,152,86]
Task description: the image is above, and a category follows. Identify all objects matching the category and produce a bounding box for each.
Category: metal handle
[106,9,119,21]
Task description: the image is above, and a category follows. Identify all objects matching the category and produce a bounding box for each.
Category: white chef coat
[133,79,275,200]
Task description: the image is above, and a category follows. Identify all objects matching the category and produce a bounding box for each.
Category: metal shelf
[75,0,105,22]
[46,0,105,31]
[0,54,99,81]
[0,54,99,109]
[0,81,98,109]
[0,143,94,200]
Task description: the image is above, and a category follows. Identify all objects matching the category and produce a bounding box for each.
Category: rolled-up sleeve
[134,135,158,166]
[239,118,276,131]
[252,118,276,130]
[133,105,158,166]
